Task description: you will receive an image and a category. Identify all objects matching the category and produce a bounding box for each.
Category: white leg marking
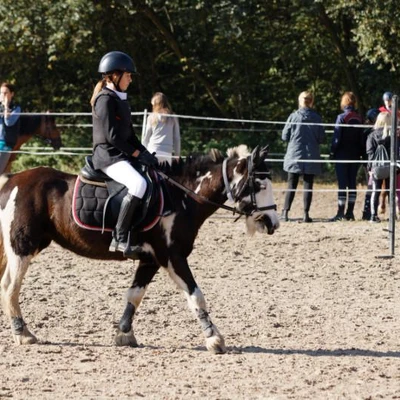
[125,286,146,309]
[167,262,226,354]
[0,186,37,344]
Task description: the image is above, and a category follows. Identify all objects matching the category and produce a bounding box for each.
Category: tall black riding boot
[109,193,142,259]
[345,202,355,221]
[330,204,345,222]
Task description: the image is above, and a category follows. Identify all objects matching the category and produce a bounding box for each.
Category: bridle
[157,156,277,217]
[35,114,62,149]
[222,156,277,214]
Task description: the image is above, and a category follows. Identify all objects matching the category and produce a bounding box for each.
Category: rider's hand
[138,150,158,167]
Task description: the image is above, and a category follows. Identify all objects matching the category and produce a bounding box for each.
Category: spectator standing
[330,92,364,221]
[366,111,392,223]
[361,108,380,220]
[280,91,325,223]
[0,82,21,174]
[375,91,400,216]
[379,91,396,114]
[90,51,157,258]
[142,92,181,165]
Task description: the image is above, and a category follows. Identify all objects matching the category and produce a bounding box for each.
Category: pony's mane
[19,115,41,135]
[157,148,224,177]
[226,144,250,159]
[157,145,250,179]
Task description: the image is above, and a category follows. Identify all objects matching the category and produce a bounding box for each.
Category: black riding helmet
[98,51,136,74]
[98,51,136,91]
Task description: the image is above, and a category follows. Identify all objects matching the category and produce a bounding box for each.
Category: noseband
[222,156,277,215]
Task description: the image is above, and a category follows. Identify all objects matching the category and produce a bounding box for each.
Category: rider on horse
[90,51,158,259]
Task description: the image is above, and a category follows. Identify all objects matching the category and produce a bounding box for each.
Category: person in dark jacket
[90,51,158,258]
[330,92,364,221]
[366,111,392,223]
[0,82,21,174]
[281,91,325,223]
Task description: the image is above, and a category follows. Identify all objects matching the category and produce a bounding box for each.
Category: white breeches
[102,160,147,199]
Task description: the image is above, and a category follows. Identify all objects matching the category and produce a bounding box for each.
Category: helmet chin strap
[104,72,124,92]
[113,73,123,92]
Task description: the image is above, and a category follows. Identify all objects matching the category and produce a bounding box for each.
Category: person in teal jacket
[0,82,21,174]
[281,91,325,223]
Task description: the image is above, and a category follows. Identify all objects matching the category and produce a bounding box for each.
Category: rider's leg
[102,161,147,258]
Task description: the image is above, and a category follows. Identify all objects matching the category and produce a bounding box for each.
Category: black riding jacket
[92,88,145,170]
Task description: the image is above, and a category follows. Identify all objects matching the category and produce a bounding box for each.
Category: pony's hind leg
[115,258,160,347]
[1,254,37,344]
[167,255,226,354]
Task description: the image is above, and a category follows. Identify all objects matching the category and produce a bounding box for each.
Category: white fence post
[389,95,398,257]
[141,109,148,141]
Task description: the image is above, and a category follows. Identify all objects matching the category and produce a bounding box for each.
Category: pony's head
[19,111,63,150]
[225,145,279,235]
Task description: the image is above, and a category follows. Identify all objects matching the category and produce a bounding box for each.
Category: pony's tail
[0,174,10,282]
[0,230,5,283]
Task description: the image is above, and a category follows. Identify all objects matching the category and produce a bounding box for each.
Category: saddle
[72,156,173,233]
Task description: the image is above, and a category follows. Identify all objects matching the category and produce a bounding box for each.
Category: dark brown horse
[4,113,62,173]
[0,145,279,354]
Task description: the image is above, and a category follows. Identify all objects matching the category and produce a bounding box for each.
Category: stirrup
[109,239,143,259]
[123,244,143,259]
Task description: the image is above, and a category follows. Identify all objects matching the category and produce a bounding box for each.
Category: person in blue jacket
[0,82,21,174]
[281,91,325,223]
[330,92,364,221]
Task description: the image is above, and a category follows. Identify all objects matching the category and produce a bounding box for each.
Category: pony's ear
[209,148,224,163]
[251,145,260,165]
[259,145,269,160]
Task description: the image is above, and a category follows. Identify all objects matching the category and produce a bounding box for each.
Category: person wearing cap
[379,91,394,113]
[90,51,158,259]
[361,108,379,220]
[376,91,400,217]
[280,91,325,223]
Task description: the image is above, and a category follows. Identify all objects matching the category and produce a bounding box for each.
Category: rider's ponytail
[90,79,107,108]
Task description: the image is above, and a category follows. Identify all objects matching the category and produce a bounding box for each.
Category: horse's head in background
[19,112,62,150]
[223,145,279,235]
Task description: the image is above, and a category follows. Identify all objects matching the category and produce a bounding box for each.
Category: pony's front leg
[168,255,226,354]
[1,255,37,345]
[115,259,160,347]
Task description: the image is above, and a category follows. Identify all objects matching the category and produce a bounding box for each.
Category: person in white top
[142,92,181,165]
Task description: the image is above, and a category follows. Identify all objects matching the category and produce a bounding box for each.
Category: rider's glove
[137,150,158,167]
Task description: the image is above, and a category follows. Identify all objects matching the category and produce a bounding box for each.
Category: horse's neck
[13,134,32,151]
[174,170,227,225]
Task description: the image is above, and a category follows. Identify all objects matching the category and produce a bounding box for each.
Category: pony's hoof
[115,330,138,347]
[206,335,226,354]
[13,327,37,345]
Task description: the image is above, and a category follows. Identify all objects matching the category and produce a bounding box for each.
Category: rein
[157,170,247,215]
[156,156,277,216]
